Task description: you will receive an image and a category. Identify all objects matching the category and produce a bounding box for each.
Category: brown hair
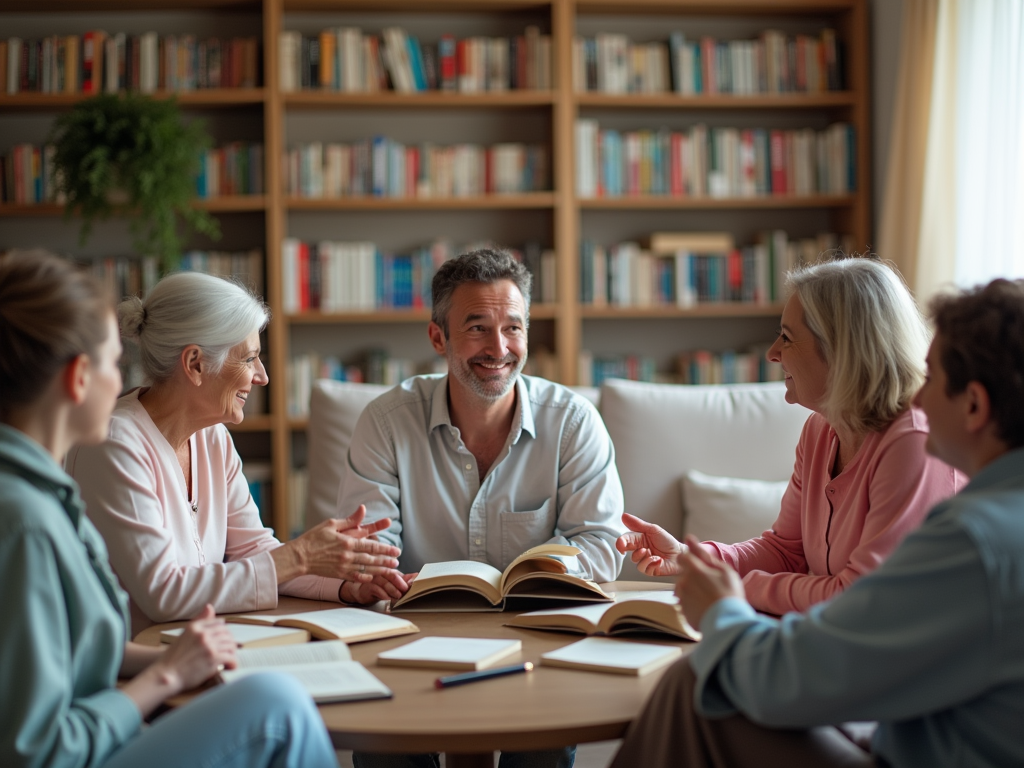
[431,249,532,338]
[929,278,1024,449]
[0,249,114,421]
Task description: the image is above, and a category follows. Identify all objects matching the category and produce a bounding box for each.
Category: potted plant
[49,92,220,266]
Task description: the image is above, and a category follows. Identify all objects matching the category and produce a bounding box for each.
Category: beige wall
[871,0,904,246]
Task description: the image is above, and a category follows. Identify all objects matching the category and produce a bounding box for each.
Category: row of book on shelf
[573,28,843,95]
[2,34,260,95]
[578,347,785,388]
[2,143,263,205]
[575,120,855,198]
[244,463,307,540]
[279,26,552,94]
[280,238,555,314]
[580,230,855,308]
[284,140,549,200]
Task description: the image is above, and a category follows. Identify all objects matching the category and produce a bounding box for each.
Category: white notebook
[377,636,522,671]
[221,640,392,703]
[540,637,684,676]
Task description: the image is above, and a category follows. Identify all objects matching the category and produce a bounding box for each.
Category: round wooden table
[137,582,688,768]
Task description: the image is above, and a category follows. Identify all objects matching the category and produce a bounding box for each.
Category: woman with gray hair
[68,272,409,636]
[618,255,965,615]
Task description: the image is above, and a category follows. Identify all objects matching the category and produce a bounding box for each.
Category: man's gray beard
[447,348,527,402]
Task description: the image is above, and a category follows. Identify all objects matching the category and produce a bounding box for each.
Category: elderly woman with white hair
[618,255,965,616]
[68,272,409,636]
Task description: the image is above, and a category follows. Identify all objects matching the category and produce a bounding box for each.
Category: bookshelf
[0,0,871,538]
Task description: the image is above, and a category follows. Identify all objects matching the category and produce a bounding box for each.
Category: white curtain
[884,0,1024,301]
[950,0,1024,288]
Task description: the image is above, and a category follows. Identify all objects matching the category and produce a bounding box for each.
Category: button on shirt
[337,374,626,581]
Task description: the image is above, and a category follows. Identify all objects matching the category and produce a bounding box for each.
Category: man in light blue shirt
[336,249,625,599]
[610,277,1024,768]
[339,250,626,768]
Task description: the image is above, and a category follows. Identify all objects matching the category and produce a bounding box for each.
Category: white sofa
[304,378,811,580]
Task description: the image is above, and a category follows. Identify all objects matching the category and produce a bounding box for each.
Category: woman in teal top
[0,249,337,768]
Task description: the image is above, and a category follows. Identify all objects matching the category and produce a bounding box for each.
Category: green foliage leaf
[49,93,221,266]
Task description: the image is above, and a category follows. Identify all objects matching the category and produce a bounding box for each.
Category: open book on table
[220,640,392,703]
[390,544,613,612]
[506,590,701,641]
[226,606,418,643]
[161,623,311,648]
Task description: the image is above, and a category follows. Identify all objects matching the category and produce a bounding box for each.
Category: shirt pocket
[499,498,555,570]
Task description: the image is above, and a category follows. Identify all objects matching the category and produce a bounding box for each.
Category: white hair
[119,272,269,383]
[788,256,929,434]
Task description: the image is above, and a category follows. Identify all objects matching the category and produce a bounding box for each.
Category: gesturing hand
[674,535,745,628]
[157,604,237,693]
[341,571,417,605]
[615,512,686,576]
[285,505,403,583]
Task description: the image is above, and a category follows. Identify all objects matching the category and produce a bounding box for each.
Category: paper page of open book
[162,623,307,646]
[499,543,580,593]
[223,661,390,702]
[236,639,352,669]
[411,560,503,602]
[244,607,412,638]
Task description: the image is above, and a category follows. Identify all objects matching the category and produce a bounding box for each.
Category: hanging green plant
[49,92,220,268]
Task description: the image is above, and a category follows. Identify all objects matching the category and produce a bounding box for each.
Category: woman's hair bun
[118,296,146,341]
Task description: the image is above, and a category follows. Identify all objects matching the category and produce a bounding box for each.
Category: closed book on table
[221,640,392,704]
[540,637,683,676]
[161,623,311,649]
[227,607,418,644]
[377,636,522,671]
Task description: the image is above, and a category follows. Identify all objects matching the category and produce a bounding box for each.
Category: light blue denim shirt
[337,374,626,581]
[690,447,1024,768]
[0,424,140,768]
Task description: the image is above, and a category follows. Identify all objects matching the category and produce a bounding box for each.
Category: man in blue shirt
[610,278,1024,768]
[339,249,627,768]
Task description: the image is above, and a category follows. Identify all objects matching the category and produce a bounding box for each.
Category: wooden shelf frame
[0,0,870,539]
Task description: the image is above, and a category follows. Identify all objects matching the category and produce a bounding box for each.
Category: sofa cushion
[306,380,391,530]
[599,379,809,580]
[680,470,788,544]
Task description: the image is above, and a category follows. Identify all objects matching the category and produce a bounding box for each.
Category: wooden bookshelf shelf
[0,197,266,217]
[284,91,556,109]
[284,193,557,210]
[0,89,265,110]
[578,194,857,210]
[286,304,557,324]
[228,415,273,432]
[581,304,786,320]
[575,0,858,12]
[575,92,856,109]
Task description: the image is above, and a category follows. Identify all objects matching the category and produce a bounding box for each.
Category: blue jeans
[352,746,576,768]
[105,672,337,768]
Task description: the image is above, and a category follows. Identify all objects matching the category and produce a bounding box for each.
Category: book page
[378,636,521,665]
[267,607,416,640]
[236,639,352,669]
[223,660,391,703]
[540,637,683,674]
[162,624,309,647]
[417,559,503,586]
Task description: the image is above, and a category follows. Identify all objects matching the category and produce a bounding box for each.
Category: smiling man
[335,249,625,604]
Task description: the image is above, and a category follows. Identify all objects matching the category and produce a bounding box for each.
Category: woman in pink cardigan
[617,255,964,616]
[68,272,410,636]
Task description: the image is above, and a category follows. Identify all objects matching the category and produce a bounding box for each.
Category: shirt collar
[963,446,1024,493]
[0,423,85,527]
[428,374,537,442]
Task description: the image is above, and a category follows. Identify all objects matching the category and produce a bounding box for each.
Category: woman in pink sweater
[617,255,964,616]
[68,272,410,635]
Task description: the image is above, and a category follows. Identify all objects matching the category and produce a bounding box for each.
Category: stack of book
[571,28,842,95]
[0,144,62,206]
[279,26,552,93]
[580,230,854,308]
[284,139,549,199]
[197,142,264,198]
[575,120,855,198]
[280,238,554,314]
[2,34,259,94]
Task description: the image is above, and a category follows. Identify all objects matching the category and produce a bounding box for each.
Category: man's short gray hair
[119,271,269,383]
[431,249,532,337]
[788,254,929,434]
